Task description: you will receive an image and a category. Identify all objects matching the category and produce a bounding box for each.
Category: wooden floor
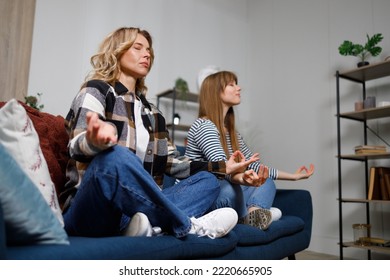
[295,249,390,260]
[293,250,340,260]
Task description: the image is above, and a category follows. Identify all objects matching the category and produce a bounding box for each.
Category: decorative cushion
[0,141,69,245]
[0,99,63,224]
[0,100,70,208]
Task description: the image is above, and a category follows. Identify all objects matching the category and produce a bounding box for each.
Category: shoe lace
[190,217,224,239]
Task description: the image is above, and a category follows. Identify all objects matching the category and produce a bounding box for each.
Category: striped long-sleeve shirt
[60,80,227,210]
[185,118,278,181]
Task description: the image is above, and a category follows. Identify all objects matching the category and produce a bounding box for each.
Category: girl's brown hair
[84,27,154,94]
[198,71,240,157]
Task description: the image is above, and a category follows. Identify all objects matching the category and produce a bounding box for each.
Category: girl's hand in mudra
[242,169,264,186]
[257,164,269,185]
[293,164,315,180]
[226,150,259,175]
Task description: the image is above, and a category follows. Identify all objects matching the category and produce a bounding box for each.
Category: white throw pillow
[0,99,64,225]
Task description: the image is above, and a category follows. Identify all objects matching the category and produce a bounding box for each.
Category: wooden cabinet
[336,60,390,259]
[156,89,199,143]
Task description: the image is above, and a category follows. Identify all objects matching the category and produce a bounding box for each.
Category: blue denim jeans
[63,146,219,238]
[210,178,276,218]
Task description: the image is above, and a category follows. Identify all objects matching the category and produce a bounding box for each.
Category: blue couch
[0,189,312,260]
[0,103,313,260]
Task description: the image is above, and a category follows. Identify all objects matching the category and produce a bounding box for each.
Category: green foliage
[174,78,190,103]
[175,78,189,93]
[24,92,44,111]
[338,33,383,62]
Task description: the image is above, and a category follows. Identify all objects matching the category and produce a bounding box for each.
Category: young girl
[186,70,314,230]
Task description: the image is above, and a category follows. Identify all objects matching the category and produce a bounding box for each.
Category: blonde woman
[186,71,314,230]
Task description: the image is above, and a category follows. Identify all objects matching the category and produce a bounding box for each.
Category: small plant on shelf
[338,33,383,67]
[175,77,189,94]
[24,92,44,111]
[174,77,190,103]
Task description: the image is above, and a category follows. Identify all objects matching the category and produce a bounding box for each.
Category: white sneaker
[188,208,238,239]
[122,212,161,237]
[270,207,282,222]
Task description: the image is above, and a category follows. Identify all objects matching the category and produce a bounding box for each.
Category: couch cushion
[232,216,305,246]
[218,229,310,260]
[6,232,238,260]
[171,231,238,259]
[0,141,69,246]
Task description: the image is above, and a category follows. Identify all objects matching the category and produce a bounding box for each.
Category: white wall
[28,0,249,116]
[28,0,390,259]
[244,0,390,259]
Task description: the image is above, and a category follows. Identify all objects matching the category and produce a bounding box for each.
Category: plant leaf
[338,41,354,56]
[366,33,383,47]
[364,33,383,57]
[369,46,382,57]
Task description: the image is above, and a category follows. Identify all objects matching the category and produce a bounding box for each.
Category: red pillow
[0,101,69,207]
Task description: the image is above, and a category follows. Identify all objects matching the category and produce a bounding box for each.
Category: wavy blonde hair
[84,27,155,94]
[198,71,240,157]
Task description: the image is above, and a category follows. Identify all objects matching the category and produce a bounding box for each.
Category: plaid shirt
[60,80,226,209]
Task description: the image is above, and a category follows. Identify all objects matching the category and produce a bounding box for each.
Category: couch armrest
[273,189,313,237]
[0,203,6,259]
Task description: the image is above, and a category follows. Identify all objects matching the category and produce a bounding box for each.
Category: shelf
[338,60,390,83]
[342,242,390,254]
[166,124,191,132]
[338,152,390,161]
[340,198,390,203]
[156,89,199,102]
[336,61,390,259]
[156,88,199,143]
[339,105,390,121]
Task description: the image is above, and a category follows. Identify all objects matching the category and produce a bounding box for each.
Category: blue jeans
[210,178,276,218]
[63,146,219,238]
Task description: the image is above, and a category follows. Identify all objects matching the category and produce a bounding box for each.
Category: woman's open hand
[86,112,118,149]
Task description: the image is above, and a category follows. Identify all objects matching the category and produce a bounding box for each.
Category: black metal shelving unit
[336,60,390,259]
[156,89,198,143]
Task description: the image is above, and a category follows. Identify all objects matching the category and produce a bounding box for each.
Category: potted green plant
[174,77,190,100]
[338,33,383,67]
[24,92,44,111]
